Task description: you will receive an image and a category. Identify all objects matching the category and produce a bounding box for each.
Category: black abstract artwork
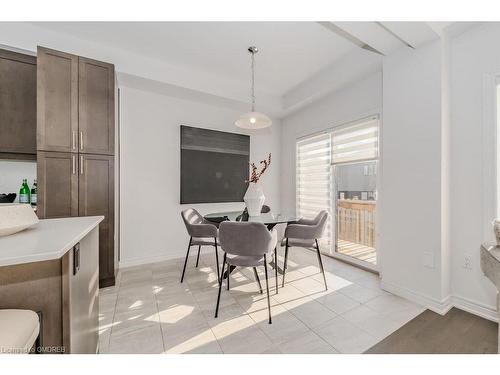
[180,125,250,204]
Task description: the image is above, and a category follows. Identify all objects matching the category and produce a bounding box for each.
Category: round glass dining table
[204,210,300,276]
[204,210,300,230]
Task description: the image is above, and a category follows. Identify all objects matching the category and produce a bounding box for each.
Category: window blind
[332,117,379,164]
[295,117,379,251]
[296,133,333,248]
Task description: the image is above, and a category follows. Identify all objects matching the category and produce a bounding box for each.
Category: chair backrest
[219,221,275,257]
[181,208,204,236]
[314,210,329,237]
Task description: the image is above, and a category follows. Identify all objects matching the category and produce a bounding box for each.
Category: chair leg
[215,253,227,318]
[315,239,328,290]
[274,247,278,294]
[263,254,272,324]
[227,265,230,290]
[214,238,220,283]
[180,237,192,283]
[253,267,263,294]
[195,245,201,267]
[282,239,289,287]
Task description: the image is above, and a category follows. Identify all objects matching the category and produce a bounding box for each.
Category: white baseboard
[451,294,498,322]
[381,279,453,315]
[381,279,499,322]
[119,252,184,268]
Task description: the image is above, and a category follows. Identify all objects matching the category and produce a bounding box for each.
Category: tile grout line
[274,281,379,353]
[153,279,166,353]
[103,250,420,354]
[270,263,342,353]
[182,256,225,354]
[110,271,162,346]
[106,274,121,348]
[98,286,119,353]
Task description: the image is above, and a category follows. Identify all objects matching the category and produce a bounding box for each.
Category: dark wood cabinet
[37,49,115,155]
[79,57,115,155]
[0,49,36,158]
[37,151,115,287]
[36,46,116,287]
[37,47,79,153]
[78,154,115,287]
[37,151,79,219]
[62,230,99,353]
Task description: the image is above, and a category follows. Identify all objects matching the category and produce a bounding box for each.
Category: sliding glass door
[333,160,377,266]
[332,117,379,268]
[296,115,379,270]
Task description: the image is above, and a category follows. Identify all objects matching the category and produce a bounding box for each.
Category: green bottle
[19,179,30,204]
[31,179,37,209]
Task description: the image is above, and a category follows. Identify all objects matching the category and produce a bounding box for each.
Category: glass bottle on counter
[19,179,30,204]
[31,179,37,210]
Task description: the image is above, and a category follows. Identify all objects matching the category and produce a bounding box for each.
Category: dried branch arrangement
[248,153,272,183]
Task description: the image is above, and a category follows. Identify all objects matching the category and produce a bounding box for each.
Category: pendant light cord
[251,50,255,112]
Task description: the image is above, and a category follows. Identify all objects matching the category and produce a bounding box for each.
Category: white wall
[0,160,37,202]
[280,72,382,218]
[280,48,454,314]
[380,40,449,309]
[119,86,281,267]
[449,23,500,317]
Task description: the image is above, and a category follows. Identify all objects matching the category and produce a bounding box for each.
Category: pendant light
[235,46,272,129]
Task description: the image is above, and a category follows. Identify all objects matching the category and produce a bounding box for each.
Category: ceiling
[26,21,463,116]
[31,22,359,96]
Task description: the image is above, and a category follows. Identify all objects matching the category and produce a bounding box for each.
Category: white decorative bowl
[493,219,500,246]
[0,204,39,237]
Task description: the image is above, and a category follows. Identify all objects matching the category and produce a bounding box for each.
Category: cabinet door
[0,49,36,156]
[64,228,99,353]
[37,47,78,153]
[78,154,115,286]
[37,151,79,219]
[79,57,115,155]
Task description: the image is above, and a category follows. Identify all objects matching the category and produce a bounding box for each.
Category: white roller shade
[332,117,379,164]
[296,133,333,247]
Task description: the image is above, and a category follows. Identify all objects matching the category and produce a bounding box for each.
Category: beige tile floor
[98,247,425,354]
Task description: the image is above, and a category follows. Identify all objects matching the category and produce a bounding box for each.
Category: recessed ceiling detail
[21,21,467,118]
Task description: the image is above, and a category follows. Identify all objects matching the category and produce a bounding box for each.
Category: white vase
[244,183,265,216]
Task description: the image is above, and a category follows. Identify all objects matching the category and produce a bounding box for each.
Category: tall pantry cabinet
[36,46,116,287]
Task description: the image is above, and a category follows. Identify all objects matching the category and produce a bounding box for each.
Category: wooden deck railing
[337,199,376,248]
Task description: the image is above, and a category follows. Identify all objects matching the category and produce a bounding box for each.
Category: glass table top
[204,210,300,225]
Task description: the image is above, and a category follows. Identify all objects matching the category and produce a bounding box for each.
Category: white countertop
[0,216,103,267]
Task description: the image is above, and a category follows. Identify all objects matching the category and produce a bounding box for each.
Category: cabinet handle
[72,131,76,150]
[80,155,84,175]
[80,131,84,150]
[73,243,80,275]
[72,155,76,174]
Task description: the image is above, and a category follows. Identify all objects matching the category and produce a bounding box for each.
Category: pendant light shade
[235,46,272,129]
[235,111,272,129]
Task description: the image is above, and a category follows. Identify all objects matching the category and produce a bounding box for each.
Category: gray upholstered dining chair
[282,210,329,290]
[180,208,220,283]
[215,221,278,324]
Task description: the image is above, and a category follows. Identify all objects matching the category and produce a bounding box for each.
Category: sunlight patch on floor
[157,305,195,323]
